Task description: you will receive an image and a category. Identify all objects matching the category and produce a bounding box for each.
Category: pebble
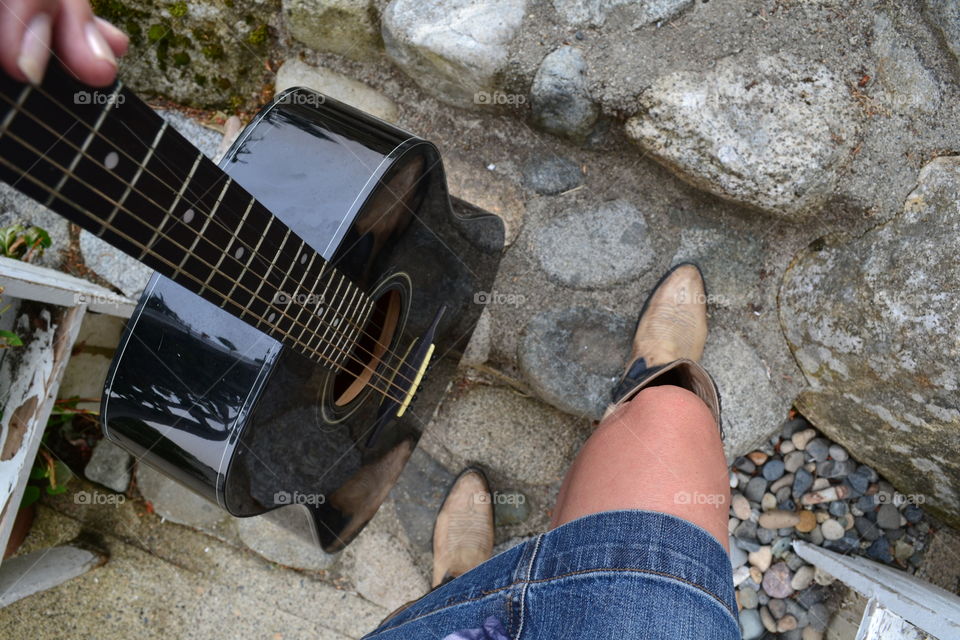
[813,566,835,585]
[734,456,757,474]
[747,450,769,466]
[735,519,758,541]
[857,495,877,511]
[761,492,778,512]
[859,465,879,483]
[796,510,817,533]
[770,473,795,493]
[762,459,786,481]
[784,451,806,473]
[887,527,905,541]
[792,469,814,499]
[733,565,751,586]
[737,538,762,553]
[828,501,849,517]
[869,538,895,563]
[772,536,792,558]
[806,438,830,462]
[846,470,870,495]
[817,459,856,479]
[758,510,800,530]
[797,585,827,609]
[739,609,764,640]
[729,472,738,488]
[762,562,794,598]
[855,516,882,541]
[757,527,775,544]
[780,440,796,454]
[777,614,798,632]
[808,525,824,545]
[801,485,850,505]
[739,586,759,609]
[748,546,773,572]
[791,565,815,591]
[760,606,777,632]
[768,598,786,619]
[877,503,901,529]
[807,603,829,632]
[828,444,848,461]
[522,156,584,195]
[732,494,752,520]
[786,552,806,571]
[729,537,748,568]
[811,477,831,491]
[821,519,845,540]
[791,428,817,450]
[781,418,809,439]
[904,504,923,524]
[894,540,914,562]
[745,477,769,503]
[750,566,764,585]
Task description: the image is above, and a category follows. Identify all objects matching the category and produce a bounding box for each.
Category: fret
[292,255,324,344]
[204,195,254,288]
[313,275,345,359]
[0,84,30,136]
[46,83,121,208]
[333,287,361,358]
[109,119,167,231]
[177,177,230,272]
[288,241,319,342]
[226,212,273,308]
[244,227,290,326]
[142,151,201,262]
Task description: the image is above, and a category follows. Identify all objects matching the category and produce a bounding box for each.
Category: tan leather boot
[607,263,722,432]
[431,468,494,588]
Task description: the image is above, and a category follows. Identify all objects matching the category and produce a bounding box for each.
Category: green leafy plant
[18,398,96,508]
[0,285,22,348]
[0,223,51,262]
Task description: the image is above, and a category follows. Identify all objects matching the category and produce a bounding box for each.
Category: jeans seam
[513,534,542,640]
[366,565,735,635]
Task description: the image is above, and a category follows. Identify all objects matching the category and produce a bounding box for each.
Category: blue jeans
[363,510,739,639]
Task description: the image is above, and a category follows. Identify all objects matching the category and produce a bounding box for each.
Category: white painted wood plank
[855,598,930,640]
[0,256,136,317]
[0,305,85,565]
[795,541,960,639]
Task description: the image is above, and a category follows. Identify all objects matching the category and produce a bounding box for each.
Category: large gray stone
[340,529,429,610]
[275,59,399,122]
[0,183,70,270]
[530,46,599,141]
[625,53,860,220]
[780,156,960,527]
[95,0,277,109]
[926,0,960,63]
[871,14,940,115]
[84,439,132,493]
[425,385,590,485]
[382,0,526,109]
[551,0,692,28]
[283,0,382,61]
[519,306,632,420]
[136,463,229,531]
[523,156,583,196]
[530,199,652,289]
[390,448,456,553]
[236,509,337,571]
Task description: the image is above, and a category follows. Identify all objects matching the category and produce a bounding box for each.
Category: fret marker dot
[300,253,307,264]
[183,209,195,223]
[104,151,119,170]
[268,312,276,323]
[234,247,244,260]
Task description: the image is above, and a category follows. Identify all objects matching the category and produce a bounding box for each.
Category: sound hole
[333,289,402,406]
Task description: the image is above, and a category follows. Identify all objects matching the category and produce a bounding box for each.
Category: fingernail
[85,21,117,66]
[94,16,129,45]
[17,13,53,85]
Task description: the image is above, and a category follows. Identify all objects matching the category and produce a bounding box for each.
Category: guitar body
[101,91,503,551]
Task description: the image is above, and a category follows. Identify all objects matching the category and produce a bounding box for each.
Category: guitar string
[1,87,418,374]
[0,92,425,392]
[0,147,416,404]
[8,85,417,371]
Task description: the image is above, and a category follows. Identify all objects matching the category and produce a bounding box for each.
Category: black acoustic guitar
[0,65,503,551]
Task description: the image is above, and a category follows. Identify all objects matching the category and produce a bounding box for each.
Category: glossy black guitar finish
[102,92,503,550]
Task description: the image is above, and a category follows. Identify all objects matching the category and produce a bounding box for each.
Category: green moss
[147,23,168,42]
[169,1,188,18]
[194,74,207,87]
[172,51,191,66]
[201,43,225,60]
[216,77,232,90]
[229,94,244,110]
[247,24,269,46]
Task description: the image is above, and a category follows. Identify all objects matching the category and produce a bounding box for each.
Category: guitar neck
[0,65,370,366]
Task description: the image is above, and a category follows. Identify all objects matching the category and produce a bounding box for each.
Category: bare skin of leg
[551,384,731,552]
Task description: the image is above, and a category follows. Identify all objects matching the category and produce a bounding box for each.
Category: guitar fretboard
[0,65,371,368]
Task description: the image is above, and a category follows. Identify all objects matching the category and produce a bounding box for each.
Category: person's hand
[0,0,128,87]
